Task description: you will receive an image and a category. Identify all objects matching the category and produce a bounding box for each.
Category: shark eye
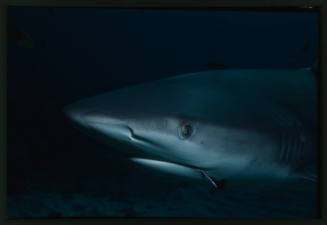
[179,123,193,139]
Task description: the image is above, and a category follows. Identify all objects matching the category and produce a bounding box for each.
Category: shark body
[64,69,318,189]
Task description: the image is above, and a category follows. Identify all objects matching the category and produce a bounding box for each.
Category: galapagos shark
[64,69,318,190]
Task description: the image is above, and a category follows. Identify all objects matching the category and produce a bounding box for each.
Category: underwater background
[7,7,319,218]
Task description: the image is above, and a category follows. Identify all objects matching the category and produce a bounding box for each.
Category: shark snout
[63,104,88,126]
[63,102,136,143]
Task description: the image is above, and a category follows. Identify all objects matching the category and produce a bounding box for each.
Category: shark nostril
[126,126,136,140]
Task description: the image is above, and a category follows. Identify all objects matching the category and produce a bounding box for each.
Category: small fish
[204,62,229,70]
[7,22,33,48]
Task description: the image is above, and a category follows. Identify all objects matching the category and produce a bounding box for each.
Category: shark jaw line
[130,157,212,180]
[130,157,214,172]
[129,157,227,189]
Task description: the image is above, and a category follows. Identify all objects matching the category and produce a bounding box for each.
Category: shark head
[64,71,287,180]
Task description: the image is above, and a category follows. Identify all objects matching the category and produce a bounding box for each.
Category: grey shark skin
[64,69,318,187]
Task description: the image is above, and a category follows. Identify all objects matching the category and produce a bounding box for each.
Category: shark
[64,69,318,190]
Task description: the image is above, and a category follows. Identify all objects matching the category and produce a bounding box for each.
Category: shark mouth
[130,157,226,190]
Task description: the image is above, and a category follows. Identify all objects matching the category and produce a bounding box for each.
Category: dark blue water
[7,7,319,218]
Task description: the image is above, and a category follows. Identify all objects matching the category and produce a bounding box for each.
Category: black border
[1,0,326,225]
